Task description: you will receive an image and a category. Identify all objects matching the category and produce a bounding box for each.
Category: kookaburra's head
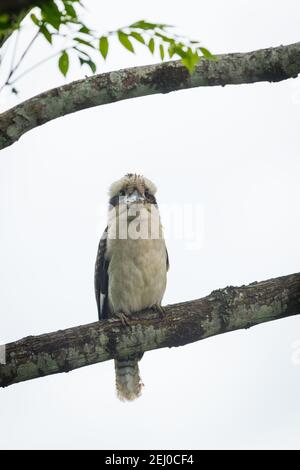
[108,173,157,208]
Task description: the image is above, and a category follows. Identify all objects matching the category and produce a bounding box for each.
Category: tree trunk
[1,272,299,388]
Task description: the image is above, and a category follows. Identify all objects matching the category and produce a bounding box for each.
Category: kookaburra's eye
[119,190,125,196]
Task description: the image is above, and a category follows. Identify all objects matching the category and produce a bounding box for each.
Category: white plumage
[95,174,169,401]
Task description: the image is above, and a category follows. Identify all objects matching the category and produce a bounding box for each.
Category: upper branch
[0,272,299,388]
[1,41,300,150]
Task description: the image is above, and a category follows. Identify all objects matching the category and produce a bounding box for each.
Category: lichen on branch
[0,272,299,388]
[1,41,300,151]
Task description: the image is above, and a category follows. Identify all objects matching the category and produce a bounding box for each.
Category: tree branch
[1,41,300,150]
[1,272,299,388]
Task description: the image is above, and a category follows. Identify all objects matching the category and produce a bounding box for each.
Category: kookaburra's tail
[114,357,143,401]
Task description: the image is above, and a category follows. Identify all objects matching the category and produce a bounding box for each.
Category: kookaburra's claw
[115,312,130,326]
[151,304,166,319]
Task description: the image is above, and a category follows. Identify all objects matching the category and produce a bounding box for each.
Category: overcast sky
[0,0,300,450]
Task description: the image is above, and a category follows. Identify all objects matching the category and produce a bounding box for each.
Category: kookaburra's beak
[125,190,145,204]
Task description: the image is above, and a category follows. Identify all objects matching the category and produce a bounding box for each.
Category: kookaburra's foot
[151,304,166,319]
[115,312,130,326]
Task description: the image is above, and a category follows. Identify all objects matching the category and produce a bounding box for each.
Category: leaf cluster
[29,1,214,76]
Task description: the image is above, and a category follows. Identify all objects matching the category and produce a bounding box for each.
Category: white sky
[0,0,300,450]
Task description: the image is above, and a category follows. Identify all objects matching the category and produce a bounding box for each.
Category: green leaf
[0,16,10,30]
[0,14,9,24]
[199,46,215,59]
[129,20,171,30]
[118,31,134,53]
[58,51,69,76]
[159,44,164,60]
[169,44,185,58]
[168,45,175,58]
[129,20,157,30]
[40,24,52,44]
[87,60,96,73]
[148,38,155,54]
[79,26,90,34]
[79,57,96,73]
[154,32,174,43]
[40,1,62,30]
[129,31,145,44]
[0,23,9,31]
[74,46,90,58]
[65,3,77,18]
[99,36,109,59]
[30,13,40,27]
[74,37,94,48]
[181,49,200,74]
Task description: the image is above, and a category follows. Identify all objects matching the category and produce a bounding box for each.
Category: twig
[0,29,39,93]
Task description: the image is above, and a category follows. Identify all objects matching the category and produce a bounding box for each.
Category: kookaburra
[94,174,169,401]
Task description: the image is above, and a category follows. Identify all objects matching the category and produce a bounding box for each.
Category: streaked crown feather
[109,174,157,198]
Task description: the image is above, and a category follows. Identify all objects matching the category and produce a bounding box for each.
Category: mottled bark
[1,41,300,150]
[0,272,299,388]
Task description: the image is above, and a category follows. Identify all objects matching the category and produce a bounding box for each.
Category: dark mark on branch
[141,63,190,94]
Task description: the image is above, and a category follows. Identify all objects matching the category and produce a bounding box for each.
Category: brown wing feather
[94,227,109,319]
[166,247,170,271]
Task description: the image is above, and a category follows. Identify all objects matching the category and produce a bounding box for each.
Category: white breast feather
[106,211,167,314]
